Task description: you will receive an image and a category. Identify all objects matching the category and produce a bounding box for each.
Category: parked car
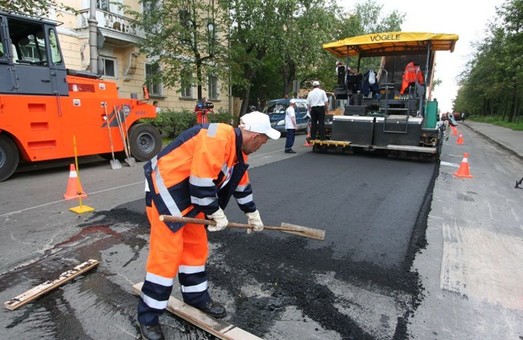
[263,98,310,134]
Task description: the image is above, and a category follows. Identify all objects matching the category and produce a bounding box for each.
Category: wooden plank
[311,139,351,147]
[132,282,261,340]
[4,259,100,311]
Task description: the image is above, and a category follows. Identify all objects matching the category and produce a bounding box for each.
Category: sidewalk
[409,120,523,339]
[462,121,523,159]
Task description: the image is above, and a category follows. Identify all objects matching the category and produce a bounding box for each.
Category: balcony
[76,9,144,47]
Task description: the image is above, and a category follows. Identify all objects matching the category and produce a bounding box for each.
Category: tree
[133,0,228,102]
[224,0,284,114]
[226,0,403,112]
[454,0,522,121]
[0,0,74,17]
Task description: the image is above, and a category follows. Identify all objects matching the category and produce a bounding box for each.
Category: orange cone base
[454,171,473,178]
[69,205,95,214]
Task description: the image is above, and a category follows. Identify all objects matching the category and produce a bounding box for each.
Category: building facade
[47,0,231,113]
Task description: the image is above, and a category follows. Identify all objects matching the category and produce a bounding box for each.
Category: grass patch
[469,115,523,131]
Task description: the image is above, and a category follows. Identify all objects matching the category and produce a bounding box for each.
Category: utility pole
[88,0,98,73]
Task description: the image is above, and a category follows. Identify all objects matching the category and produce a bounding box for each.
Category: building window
[180,69,193,98]
[101,57,116,78]
[208,74,218,100]
[146,63,162,96]
[97,0,110,11]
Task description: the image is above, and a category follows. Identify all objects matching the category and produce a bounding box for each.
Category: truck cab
[0,11,161,182]
[0,13,69,96]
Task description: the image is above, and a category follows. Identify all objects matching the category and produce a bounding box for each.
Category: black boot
[139,323,164,340]
[196,300,226,319]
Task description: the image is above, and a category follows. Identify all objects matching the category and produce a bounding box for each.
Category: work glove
[245,210,264,234]
[207,208,229,232]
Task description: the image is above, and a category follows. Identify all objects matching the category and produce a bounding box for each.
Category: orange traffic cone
[64,164,87,200]
[304,122,312,147]
[456,133,464,145]
[451,125,458,136]
[304,135,312,147]
[454,153,473,178]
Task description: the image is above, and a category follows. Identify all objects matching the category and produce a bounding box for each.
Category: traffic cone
[454,153,473,178]
[456,133,464,145]
[451,125,458,136]
[304,122,312,147]
[64,164,87,200]
[304,134,312,147]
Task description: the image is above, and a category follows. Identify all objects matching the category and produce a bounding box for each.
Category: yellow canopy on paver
[322,32,459,58]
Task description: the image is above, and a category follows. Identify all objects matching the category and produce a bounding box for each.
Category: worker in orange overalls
[137,111,281,340]
[195,97,214,124]
[400,61,425,95]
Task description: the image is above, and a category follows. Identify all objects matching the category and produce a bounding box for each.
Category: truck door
[47,27,68,96]
[0,15,14,94]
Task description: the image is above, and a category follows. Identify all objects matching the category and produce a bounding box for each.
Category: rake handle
[160,215,294,232]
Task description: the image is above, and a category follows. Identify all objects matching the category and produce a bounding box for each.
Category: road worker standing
[137,111,280,340]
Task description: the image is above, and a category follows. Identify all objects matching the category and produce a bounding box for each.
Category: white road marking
[0,181,143,218]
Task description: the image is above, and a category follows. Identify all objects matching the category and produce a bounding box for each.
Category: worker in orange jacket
[400,61,425,94]
[137,111,280,340]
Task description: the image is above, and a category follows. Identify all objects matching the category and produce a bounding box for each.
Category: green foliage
[207,109,236,125]
[147,109,196,138]
[146,109,235,139]
[454,0,522,122]
[0,0,75,16]
[130,0,229,101]
[225,0,403,110]
[469,115,523,131]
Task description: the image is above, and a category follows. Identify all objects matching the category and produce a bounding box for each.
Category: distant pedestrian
[153,100,161,114]
[284,99,298,153]
[306,81,328,142]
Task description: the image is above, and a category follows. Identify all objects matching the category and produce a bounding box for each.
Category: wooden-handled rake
[159,215,325,241]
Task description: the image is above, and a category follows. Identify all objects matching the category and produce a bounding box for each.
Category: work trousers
[138,203,210,326]
[310,106,325,140]
[285,129,296,151]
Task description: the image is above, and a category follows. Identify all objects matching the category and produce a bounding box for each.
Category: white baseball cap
[312,80,320,86]
[240,111,281,140]
[289,99,297,104]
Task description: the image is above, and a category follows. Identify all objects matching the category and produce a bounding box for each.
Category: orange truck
[0,11,162,181]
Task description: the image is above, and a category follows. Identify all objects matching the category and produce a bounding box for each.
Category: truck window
[0,34,4,60]
[0,17,6,62]
[8,19,48,66]
[48,28,62,64]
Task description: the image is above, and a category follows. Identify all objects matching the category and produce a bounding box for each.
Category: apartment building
[47,0,231,113]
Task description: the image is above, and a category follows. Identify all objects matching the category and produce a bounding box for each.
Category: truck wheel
[128,123,162,161]
[0,135,19,182]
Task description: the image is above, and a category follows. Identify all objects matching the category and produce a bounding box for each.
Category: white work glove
[245,210,264,233]
[207,208,229,232]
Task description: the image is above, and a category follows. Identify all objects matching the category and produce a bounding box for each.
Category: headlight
[277,120,285,126]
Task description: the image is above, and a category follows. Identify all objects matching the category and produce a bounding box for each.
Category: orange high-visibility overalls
[400,62,424,94]
[138,123,256,326]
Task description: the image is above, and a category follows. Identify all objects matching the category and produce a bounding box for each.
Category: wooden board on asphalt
[132,282,261,340]
[4,259,100,310]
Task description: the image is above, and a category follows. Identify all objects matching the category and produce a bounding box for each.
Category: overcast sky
[340,0,506,112]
